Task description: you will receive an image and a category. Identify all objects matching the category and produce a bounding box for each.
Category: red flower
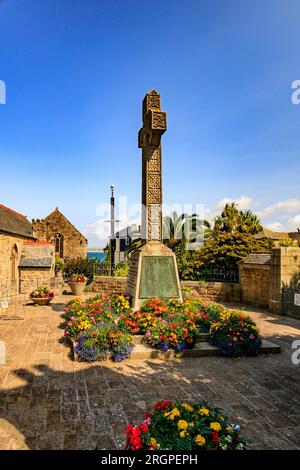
[132,425,141,436]
[153,400,172,411]
[211,431,219,445]
[140,422,148,433]
[125,425,133,436]
[130,435,142,450]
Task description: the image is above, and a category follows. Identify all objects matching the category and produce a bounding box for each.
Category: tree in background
[214,202,262,235]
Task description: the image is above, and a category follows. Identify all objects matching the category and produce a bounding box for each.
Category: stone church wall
[32,209,87,259]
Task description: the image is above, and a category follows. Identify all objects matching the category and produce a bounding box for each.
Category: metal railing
[188,268,239,283]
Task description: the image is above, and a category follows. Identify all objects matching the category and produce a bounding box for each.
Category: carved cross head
[138,90,167,148]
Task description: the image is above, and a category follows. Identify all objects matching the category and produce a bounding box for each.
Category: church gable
[44,208,86,242]
[32,208,87,259]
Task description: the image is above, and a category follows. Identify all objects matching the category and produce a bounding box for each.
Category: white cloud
[288,214,300,229]
[258,198,300,217]
[266,222,285,231]
[217,195,253,211]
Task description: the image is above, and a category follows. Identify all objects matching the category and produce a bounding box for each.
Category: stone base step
[72,338,281,361]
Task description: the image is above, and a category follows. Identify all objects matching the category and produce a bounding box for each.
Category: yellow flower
[181,403,194,412]
[195,434,206,447]
[210,422,222,432]
[188,422,194,427]
[164,408,180,420]
[199,408,210,416]
[179,430,189,438]
[177,420,188,430]
[150,438,157,448]
[226,426,233,432]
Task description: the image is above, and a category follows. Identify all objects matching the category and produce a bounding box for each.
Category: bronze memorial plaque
[139,256,179,299]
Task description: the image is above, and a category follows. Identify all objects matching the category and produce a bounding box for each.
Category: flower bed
[74,322,134,362]
[63,293,130,341]
[62,294,262,361]
[210,311,262,357]
[125,400,246,450]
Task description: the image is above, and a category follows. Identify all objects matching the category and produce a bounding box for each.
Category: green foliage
[278,238,296,247]
[114,261,129,277]
[180,232,272,279]
[55,256,64,273]
[63,257,103,283]
[214,202,262,235]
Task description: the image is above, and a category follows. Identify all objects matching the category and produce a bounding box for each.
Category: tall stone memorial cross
[139,89,165,242]
[126,90,182,310]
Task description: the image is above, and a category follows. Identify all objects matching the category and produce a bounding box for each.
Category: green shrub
[114,261,129,277]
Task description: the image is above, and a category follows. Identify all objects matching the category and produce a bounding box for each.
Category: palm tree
[237,210,262,234]
[163,211,210,250]
[214,203,262,235]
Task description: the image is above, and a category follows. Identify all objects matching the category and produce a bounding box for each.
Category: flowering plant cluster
[63,293,130,341]
[109,292,131,315]
[118,310,160,335]
[143,311,198,352]
[75,322,134,362]
[125,400,246,450]
[140,297,168,315]
[68,273,87,283]
[210,312,262,357]
[30,286,54,299]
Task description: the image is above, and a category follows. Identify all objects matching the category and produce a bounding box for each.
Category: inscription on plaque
[139,256,179,299]
[294,293,300,307]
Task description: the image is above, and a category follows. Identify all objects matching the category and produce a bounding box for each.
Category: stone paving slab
[0,295,299,450]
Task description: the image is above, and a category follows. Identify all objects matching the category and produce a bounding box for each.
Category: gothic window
[11,244,18,281]
[51,233,64,258]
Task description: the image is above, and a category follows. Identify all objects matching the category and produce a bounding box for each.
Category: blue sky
[0,0,300,246]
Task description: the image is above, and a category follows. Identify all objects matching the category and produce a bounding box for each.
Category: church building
[32,207,87,259]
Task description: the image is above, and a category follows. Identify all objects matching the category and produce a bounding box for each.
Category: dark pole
[110,184,115,274]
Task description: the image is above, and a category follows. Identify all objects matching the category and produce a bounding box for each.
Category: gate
[282,286,300,319]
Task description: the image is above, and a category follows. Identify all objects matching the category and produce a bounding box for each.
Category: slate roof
[0,204,35,239]
[19,258,53,268]
[19,243,54,269]
[254,228,289,240]
[241,252,271,265]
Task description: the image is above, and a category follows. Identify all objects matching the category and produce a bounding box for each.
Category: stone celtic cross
[126,90,181,309]
[138,89,167,242]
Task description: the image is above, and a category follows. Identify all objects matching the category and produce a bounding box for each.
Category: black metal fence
[191,268,239,283]
[93,265,116,277]
[86,265,239,283]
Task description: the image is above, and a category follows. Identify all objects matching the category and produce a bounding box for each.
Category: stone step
[72,338,281,361]
[261,339,281,354]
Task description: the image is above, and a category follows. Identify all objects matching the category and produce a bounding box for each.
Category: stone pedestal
[126,241,182,311]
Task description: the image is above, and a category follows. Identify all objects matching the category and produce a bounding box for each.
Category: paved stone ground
[0,294,300,450]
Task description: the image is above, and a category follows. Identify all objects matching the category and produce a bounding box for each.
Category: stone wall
[88,276,241,303]
[239,264,271,308]
[32,208,87,259]
[269,247,300,314]
[19,271,64,296]
[0,232,28,298]
[181,280,242,303]
[88,276,127,294]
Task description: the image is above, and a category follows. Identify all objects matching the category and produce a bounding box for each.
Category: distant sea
[87,252,105,262]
